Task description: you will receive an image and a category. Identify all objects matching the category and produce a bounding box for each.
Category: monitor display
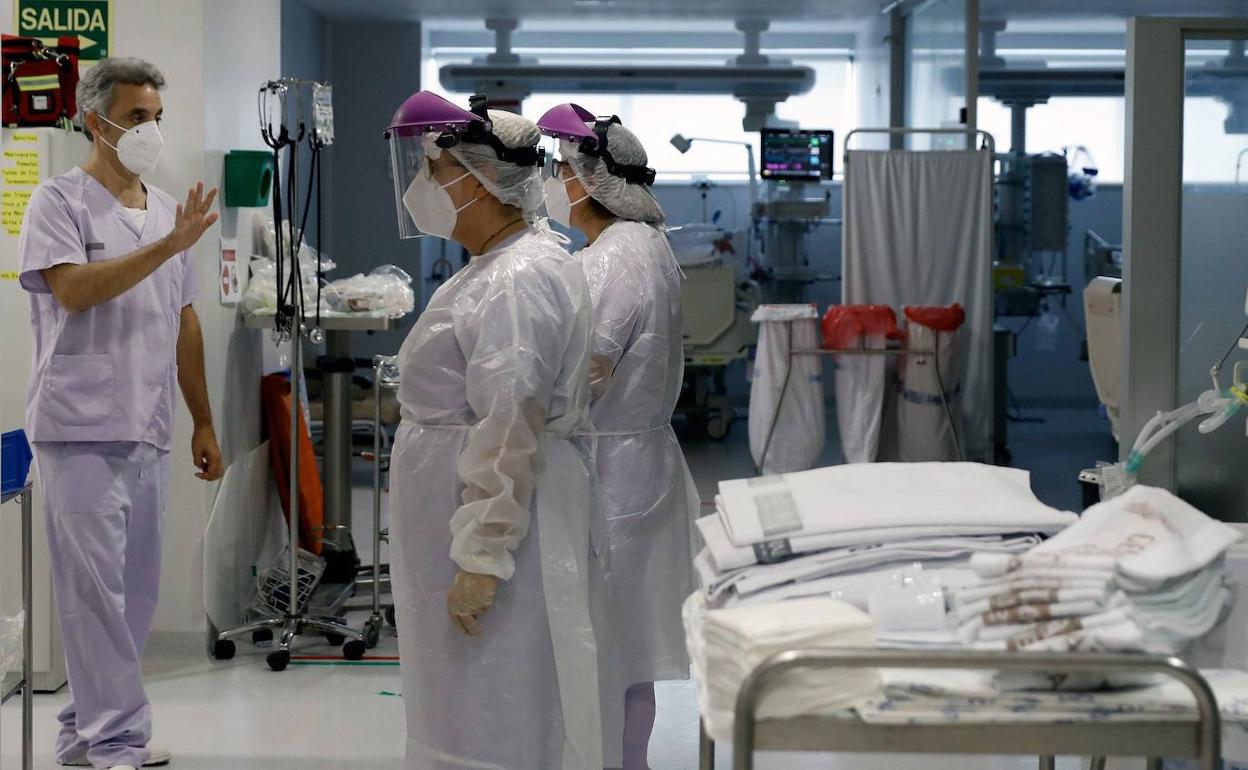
[759,128,835,181]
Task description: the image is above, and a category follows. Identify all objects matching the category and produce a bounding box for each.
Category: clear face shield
[387,130,440,240]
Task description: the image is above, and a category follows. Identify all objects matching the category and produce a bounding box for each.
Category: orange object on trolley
[261,373,325,556]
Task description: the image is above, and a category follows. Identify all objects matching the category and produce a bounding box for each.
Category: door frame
[1121,17,1248,489]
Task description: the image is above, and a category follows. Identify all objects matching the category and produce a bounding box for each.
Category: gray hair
[77,57,166,139]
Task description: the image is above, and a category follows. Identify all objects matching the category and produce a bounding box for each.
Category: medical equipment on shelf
[213,77,369,671]
[750,128,840,305]
[995,151,1072,319]
[758,128,834,182]
[1064,145,1099,201]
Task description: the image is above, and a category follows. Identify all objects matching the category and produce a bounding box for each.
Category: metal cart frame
[754,326,952,472]
[1,484,34,770]
[699,648,1220,770]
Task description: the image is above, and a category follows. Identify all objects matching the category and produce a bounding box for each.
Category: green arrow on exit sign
[16,0,111,61]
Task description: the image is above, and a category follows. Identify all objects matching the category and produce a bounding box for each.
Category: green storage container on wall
[223,150,275,207]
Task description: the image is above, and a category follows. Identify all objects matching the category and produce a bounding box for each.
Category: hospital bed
[671,224,760,441]
[702,648,1221,770]
[679,262,760,440]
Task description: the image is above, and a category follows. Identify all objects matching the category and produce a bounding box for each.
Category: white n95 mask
[98,115,164,177]
[543,175,589,229]
[402,169,480,240]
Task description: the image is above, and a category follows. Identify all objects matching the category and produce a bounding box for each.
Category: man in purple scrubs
[17,58,221,770]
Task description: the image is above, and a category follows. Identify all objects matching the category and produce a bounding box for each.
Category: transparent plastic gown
[577,221,697,689]
[389,225,602,770]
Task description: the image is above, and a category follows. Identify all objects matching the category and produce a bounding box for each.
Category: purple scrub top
[18,167,197,450]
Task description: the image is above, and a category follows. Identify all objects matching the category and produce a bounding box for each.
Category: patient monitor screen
[760,128,835,181]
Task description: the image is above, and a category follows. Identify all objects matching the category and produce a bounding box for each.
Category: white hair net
[563,123,665,225]
[447,109,545,219]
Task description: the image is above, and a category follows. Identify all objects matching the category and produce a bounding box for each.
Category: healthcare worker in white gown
[383,91,603,770]
[538,105,698,770]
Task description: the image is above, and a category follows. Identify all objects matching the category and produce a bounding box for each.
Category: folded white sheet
[956,576,1113,604]
[716,463,1077,549]
[973,606,1133,644]
[726,563,979,611]
[700,512,1060,573]
[713,535,1041,602]
[954,586,1113,624]
[975,485,1242,590]
[684,592,882,743]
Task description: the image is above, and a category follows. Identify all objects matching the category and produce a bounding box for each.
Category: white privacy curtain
[842,149,994,460]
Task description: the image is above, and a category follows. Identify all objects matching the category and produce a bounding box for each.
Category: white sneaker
[62,745,172,767]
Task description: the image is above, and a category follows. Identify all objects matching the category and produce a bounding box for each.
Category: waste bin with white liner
[748,304,825,474]
[898,304,966,462]
[821,305,900,464]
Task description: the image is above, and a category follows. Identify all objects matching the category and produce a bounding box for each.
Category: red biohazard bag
[821,304,900,350]
[2,34,81,128]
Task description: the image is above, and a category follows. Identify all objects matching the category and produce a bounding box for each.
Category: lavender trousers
[36,441,167,769]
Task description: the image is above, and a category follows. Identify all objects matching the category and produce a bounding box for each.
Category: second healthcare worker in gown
[539,105,699,770]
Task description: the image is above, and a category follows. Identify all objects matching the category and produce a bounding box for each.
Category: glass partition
[904,0,969,149]
[1176,36,1248,518]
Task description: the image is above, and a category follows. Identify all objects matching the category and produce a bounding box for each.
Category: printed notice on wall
[2,132,41,279]
[220,237,240,305]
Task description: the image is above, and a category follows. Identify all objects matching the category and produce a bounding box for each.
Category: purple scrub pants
[36,441,167,769]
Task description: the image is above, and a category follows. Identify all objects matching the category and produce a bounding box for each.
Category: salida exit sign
[16,0,111,61]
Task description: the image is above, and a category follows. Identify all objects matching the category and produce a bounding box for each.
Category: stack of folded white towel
[696,463,1078,613]
[684,594,881,743]
[954,485,1242,685]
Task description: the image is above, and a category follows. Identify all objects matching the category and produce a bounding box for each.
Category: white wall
[189,0,281,638]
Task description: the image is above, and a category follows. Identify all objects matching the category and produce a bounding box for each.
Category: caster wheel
[705,414,731,442]
[252,628,274,644]
[266,650,290,672]
[325,632,346,647]
[343,640,367,661]
[385,606,397,627]
[364,621,382,649]
[212,639,236,661]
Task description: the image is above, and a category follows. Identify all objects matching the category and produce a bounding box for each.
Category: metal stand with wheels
[355,354,401,647]
[213,323,368,670]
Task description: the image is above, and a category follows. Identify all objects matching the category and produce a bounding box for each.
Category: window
[977,96,1126,183]
[1183,97,1248,184]
[423,39,853,182]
